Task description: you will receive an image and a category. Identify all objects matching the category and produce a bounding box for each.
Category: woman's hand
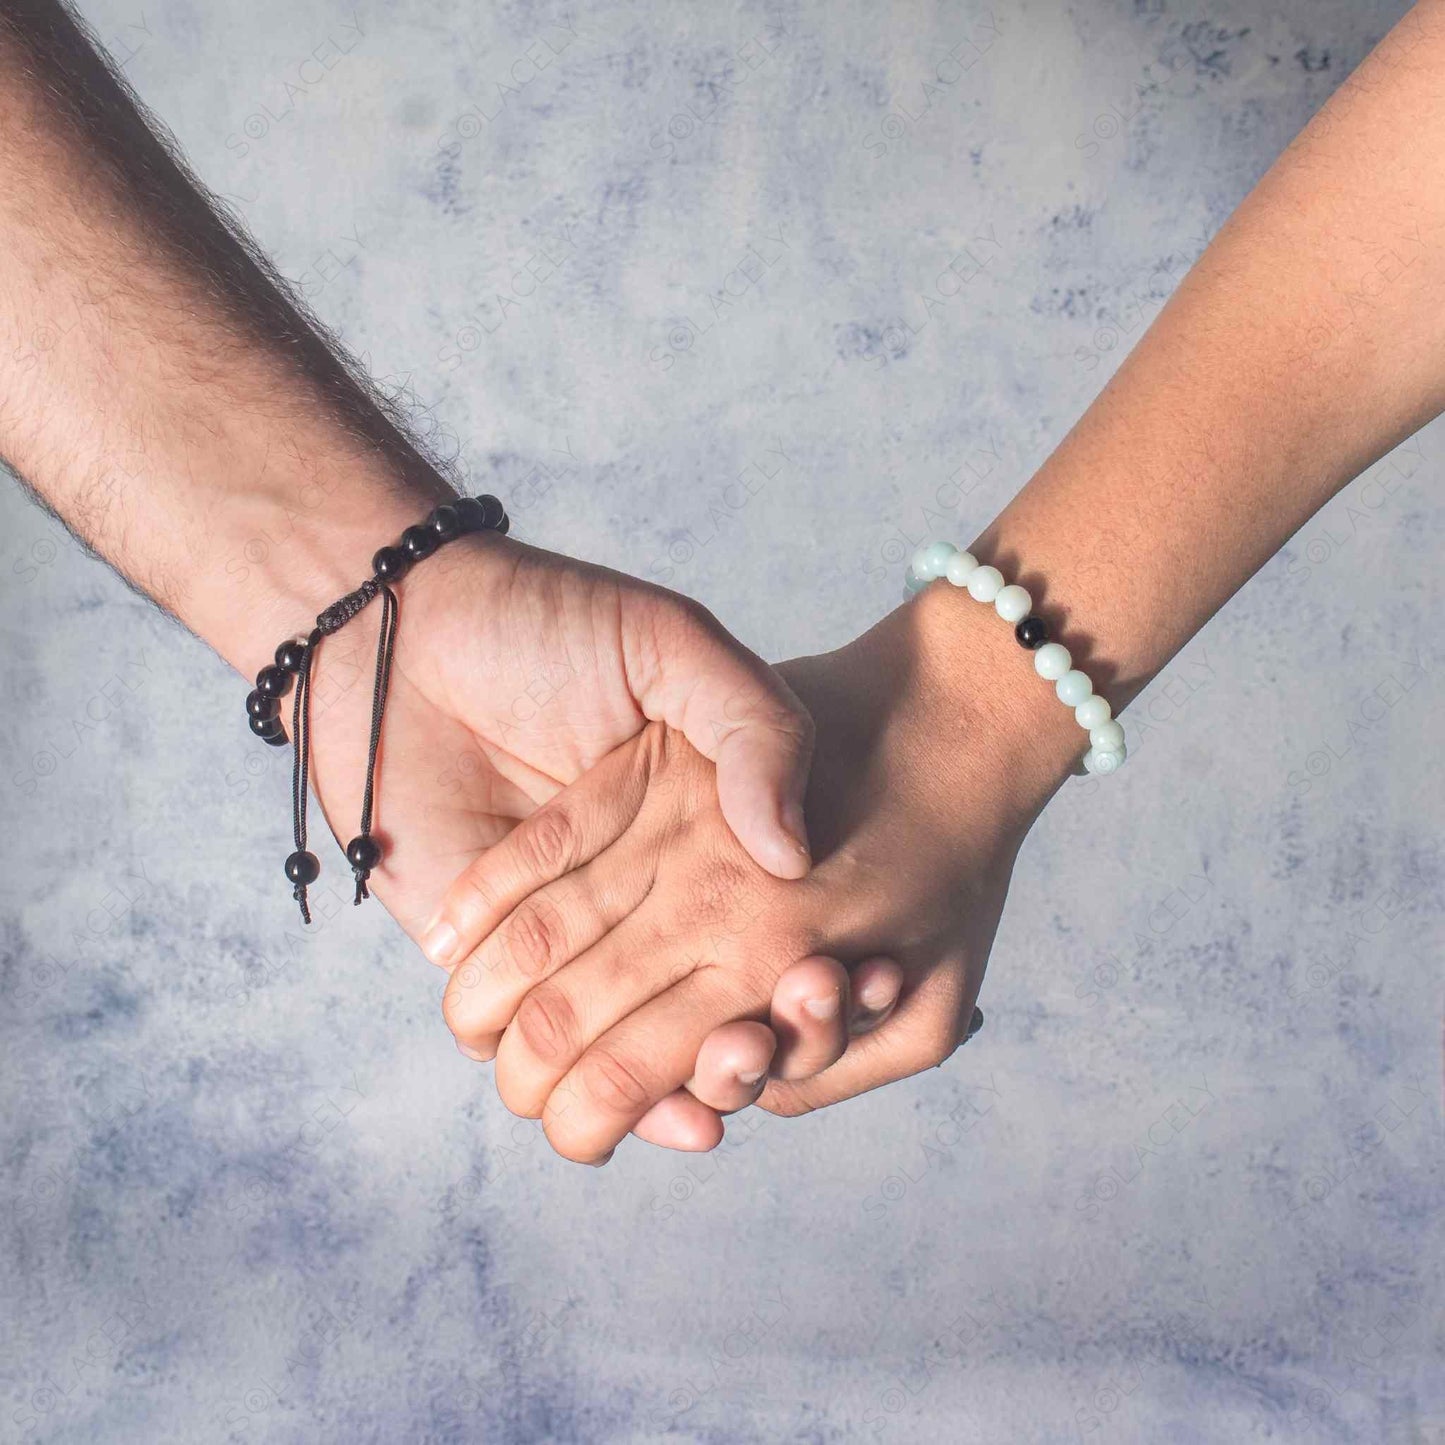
[432,583,1084,1162]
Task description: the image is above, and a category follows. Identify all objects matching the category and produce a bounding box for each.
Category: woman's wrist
[894,580,1084,833]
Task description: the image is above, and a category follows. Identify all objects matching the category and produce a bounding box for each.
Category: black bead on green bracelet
[243,494,508,922]
[1014,615,1049,649]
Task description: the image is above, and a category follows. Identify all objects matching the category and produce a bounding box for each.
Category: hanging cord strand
[290,628,322,923]
[353,584,398,904]
[249,497,509,917]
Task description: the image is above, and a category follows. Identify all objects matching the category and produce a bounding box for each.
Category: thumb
[631,596,814,880]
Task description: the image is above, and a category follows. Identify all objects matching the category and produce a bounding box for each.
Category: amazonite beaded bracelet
[904,539,1127,776]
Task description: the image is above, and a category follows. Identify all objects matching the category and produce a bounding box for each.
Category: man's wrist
[197,440,455,678]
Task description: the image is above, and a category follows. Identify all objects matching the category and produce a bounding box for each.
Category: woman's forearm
[941,1,1445,769]
[0,1,451,677]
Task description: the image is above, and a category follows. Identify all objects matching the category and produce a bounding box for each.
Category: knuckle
[770,697,814,752]
[441,968,488,1039]
[493,1060,545,1120]
[540,1122,597,1165]
[543,1072,584,1127]
[501,897,563,981]
[756,1081,818,1119]
[517,808,575,879]
[513,985,578,1064]
[579,1045,659,1116]
[669,593,718,638]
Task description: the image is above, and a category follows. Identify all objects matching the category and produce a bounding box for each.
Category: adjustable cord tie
[318,578,380,635]
[243,494,509,922]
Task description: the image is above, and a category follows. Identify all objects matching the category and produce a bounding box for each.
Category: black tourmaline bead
[345,835,382,871]
[496,513,510,536]
[1015,616,1049,650]
[249,712,284,741]
[262,728,289,748]
[372,545,410,581]
[275,637,309,673]
[429,503,461,541]
[477,494,505,530]
[246,689,279,721]
[454,495,486,532]
[401,524,438,561]
[284,850,320,885]
[256,664,293,698]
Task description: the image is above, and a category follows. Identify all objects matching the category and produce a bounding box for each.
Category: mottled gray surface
[3,1,1443,1441]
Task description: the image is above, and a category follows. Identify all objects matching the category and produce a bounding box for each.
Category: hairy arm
[0,0,449,675]
[0,0,829,1157]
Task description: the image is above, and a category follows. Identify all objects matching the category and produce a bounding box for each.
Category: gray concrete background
[2,1,1442,1440]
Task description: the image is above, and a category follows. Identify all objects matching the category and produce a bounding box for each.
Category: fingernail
[803,992,839,1020]
[737,1067,766,1086]
[422,918,460,968]
[587,1149,615,1168]
[782,802,811,861]
[456,1039,493,1062]
[858,978,896,1012]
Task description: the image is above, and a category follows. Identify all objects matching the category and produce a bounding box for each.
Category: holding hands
[9,0,1444,1173]
[428,572,1078,1162]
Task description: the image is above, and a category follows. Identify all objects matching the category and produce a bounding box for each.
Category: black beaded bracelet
[244,493,509,922]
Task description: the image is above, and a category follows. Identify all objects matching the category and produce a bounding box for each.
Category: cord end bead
[345,835,382,906]
[285,850,320,923]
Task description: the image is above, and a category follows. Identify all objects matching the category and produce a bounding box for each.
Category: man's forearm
[0,0,451,676]
[940,1,1445,755]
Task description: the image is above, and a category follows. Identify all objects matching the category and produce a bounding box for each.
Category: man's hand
[292,527,830,1150]
[302,530,815,940]
[431,583,1082,1163]
[0,0,837,1153]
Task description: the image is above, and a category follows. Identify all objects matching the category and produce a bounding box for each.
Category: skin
[0,0,882,1150]
[7,0,1445,1161]
[433,0,1445,1156]
[438,593,1064,1160]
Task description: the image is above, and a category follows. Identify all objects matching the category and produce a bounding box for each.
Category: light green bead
[1084,742,1126,776]
[994,584,1032,623]
[1034,643,1071,681]
[911,540,956,580]
[945,551,979,586]
[966,565,1004,603]
[1075,695,1111,730]
[1056,669,1092,708]
[1090,720,1125,751]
